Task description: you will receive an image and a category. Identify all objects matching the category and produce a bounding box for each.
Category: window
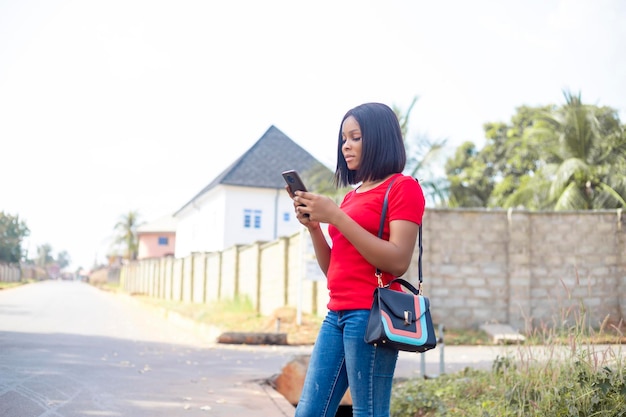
[158,236,169,245]
[244,209,262,229]
[244,209,251,228]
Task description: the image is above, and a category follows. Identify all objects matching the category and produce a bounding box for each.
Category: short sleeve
[387,175,425,226]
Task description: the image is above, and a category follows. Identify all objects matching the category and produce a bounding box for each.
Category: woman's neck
[357,174,394,193]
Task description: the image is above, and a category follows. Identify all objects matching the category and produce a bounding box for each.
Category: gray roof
[175,125,329,215]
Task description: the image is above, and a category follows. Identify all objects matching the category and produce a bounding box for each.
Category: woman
[289,102,426,417]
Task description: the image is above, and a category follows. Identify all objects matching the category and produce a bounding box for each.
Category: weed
[390,275,626,416]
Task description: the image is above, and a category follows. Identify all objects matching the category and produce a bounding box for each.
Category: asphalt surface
[0,280,303,417]
[4,280,620,417]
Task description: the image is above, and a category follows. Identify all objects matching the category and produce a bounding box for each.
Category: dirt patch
[261,306,321,345]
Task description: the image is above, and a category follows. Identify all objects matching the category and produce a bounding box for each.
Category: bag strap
[375,177,397,286]
[387,278,420,295]
[376,177,424,294]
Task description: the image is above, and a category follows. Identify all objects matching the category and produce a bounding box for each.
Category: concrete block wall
[191,254,206,303]
[238,243,261,310]
[220,246,239,300]
[403,209,625,331]
[523,211,624,331]
[204,252,221,303]
[259,238,288,316]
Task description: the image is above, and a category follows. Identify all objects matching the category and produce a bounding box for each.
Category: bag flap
[377,288,430,323]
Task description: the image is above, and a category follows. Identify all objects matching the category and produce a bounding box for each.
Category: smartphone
[282,170,309,217]
[281,170,308,195]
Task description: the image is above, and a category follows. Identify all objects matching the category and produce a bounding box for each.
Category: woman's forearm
[308,226,331,275]
[331,211,418,277]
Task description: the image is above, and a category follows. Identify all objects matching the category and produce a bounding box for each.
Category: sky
[1,0,625,271]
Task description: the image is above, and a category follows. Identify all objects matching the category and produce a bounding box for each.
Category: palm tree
[113,211,143,261]
[394,96,449,206]
[534,91,626,210]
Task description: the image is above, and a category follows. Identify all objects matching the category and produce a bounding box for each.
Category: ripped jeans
[294,309,398,417]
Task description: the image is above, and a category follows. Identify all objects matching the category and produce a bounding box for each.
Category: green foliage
[443,328,491,346]
[395,96,419,140]
[56,250,71,269]
[445,142,493,207]
[394,96,450,207]
[0,211,29,263]
[446,91,626,210]
[300,163,348,204]
[391,278,626,416]
[36,243,54,267]
[391,352,626,416]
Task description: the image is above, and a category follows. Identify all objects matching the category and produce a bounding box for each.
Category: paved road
[5,280,615,417]
[0,280,305,417]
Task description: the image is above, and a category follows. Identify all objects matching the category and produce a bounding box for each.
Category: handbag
[364,178,437,353]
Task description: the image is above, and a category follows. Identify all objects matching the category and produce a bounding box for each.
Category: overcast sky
[1,0,625,271]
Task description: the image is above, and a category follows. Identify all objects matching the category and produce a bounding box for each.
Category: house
[174,125,332,257]
[136,214,178,259]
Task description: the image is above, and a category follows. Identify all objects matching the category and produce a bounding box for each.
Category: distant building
[136,215,178,259]
[174,125,331,257]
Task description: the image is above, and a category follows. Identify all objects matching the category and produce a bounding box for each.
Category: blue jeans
[294,310,398,417]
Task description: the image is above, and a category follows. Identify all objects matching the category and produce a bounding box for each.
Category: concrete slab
[479,323,526,344]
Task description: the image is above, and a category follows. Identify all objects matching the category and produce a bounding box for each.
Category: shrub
[391,277,626,416]
[391,350,625,416]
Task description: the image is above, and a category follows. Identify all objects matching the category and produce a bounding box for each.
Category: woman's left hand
[294,191,339,224]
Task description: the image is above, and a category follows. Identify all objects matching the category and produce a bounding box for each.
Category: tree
[34,243,68,278]
[445,141,494,207]
[0,211,30,263]
[393,96,449,206]
[296,163,347,204]
[446,91,626,210]
[36,243,54,267]
[508,91,626,210]
[113,211,143,261]
[56,250,71,269]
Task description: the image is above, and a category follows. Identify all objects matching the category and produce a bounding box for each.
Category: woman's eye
[342,136,361,144]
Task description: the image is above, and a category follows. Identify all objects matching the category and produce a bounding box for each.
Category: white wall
[175,185,304,257]
[175,187,226,257]
[222,185,304,248]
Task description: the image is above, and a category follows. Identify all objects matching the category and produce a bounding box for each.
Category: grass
[127,290,324,345]
[0,281,24,290]
[0,279,36,290]
[389,278,626,417]
[390,334,626,416]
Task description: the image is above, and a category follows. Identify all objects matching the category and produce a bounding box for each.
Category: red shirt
[326,174,425,311]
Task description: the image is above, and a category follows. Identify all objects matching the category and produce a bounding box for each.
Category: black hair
[334,102,406,187]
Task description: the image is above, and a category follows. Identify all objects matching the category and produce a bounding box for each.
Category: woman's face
[341,116,363,171]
